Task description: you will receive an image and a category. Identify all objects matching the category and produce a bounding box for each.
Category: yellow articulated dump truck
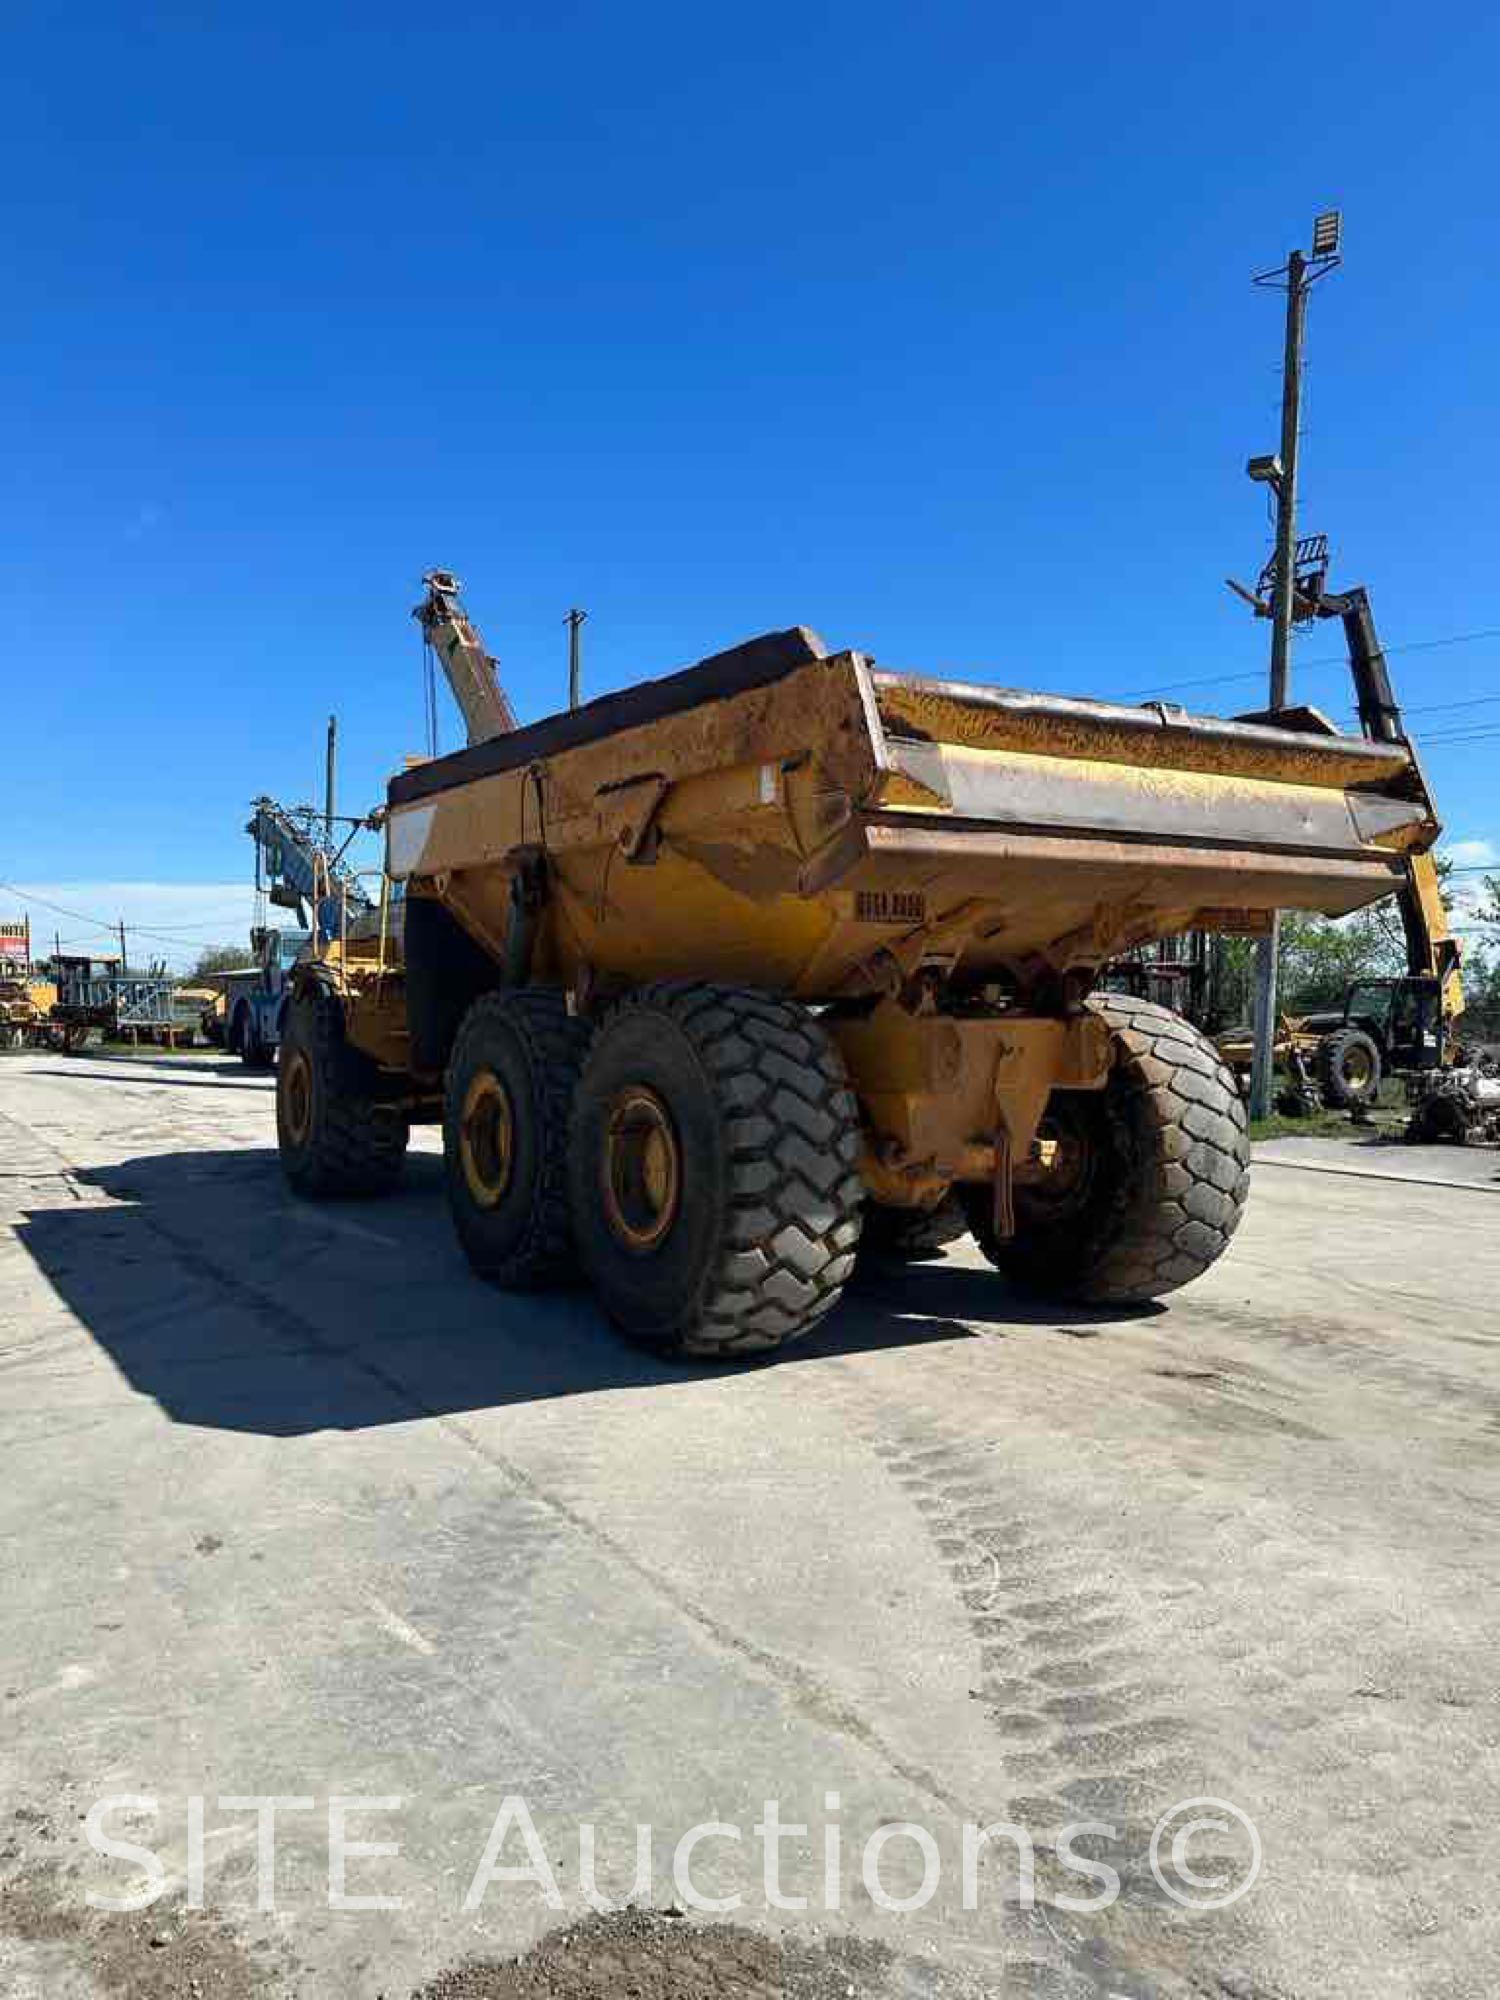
[276,590,1442,1357]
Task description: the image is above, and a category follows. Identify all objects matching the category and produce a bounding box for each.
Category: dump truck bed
[385,626,1434,1001]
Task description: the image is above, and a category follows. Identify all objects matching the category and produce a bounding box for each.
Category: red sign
[0,921,30,965]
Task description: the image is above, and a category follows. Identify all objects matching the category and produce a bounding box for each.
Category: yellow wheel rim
[1344,1046,1373,1086]
[460,1069,515,1209]
[602,1087,681,1253]
[282,1046,314,1146]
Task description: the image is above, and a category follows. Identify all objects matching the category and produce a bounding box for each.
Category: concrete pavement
[2,1047,1497,1998]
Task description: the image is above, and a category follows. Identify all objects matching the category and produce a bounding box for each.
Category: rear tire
[235,1006,270,1070]
[278,985,409,1196]
[443,989,590,1288]
[857,1195,968,1267]
[959,993,1249,1304]
[1316,1026,1382,1110]
[568,983,864,1357]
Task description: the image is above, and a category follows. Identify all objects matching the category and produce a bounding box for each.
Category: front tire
[443,989,589,1288]
[568,984,864,1357]
[960,993,1250,1304]
[1317,1026,1382,1110]
[278,986,409,1196]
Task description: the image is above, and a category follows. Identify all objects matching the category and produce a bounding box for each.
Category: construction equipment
[270,575,1450,1359]
[173,980,239,1049]
[1405,1061,1500,1146]
[1216,585,1462,1112]
[233,797,375,1065]
[1220,974,1446,1112]
[1099,934,1209,1024]
[179,979,231,1048]
[248,796,372,930]
[414,570,519,745]
[33,955,189,1051]
[0,976,44,1048]
[0,921,47,1047]
[222,930,308,1068]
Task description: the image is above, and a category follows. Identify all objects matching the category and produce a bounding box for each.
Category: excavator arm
[414,569,519,746]
[1330,586,1463,1024]
[1399,850,1463,1017]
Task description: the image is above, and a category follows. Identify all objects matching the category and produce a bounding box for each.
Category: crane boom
[414,569,519,746]
[247,797,372,915]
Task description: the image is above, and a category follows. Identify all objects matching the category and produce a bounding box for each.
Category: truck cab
[225,928,310,1068]
[1303,974,1448,1077]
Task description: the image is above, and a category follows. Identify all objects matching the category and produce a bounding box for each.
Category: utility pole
[325,714,338,840]
[1246,211,1342,1122]
[118,919,128,972]
[1266,249,1308,711]
[565,607,588,711]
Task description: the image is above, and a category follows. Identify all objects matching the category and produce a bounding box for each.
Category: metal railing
[308,855,402,985]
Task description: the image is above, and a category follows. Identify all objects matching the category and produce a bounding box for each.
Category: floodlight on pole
[1312,209,1342,259]
[1246,453,1283,490]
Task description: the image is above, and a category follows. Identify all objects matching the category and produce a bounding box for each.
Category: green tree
[185,943,250,981]
[1276,906,1402,1012]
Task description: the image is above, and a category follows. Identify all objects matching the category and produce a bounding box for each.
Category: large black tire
[568,983,864,1357]
[1316,1026,1382,1110]
[959,993,1250,1304]
[444,989,590,1288]
[234,1004,272,1071]
[277,986,409,1197]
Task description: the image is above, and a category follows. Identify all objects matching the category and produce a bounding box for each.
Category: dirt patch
[1,1822,281,2000]
[412,1909,898,2000]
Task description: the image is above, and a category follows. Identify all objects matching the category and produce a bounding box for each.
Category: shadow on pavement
[14,1145,1160,1436]
[24,1044,244,1069]
[22,1064,272,1091]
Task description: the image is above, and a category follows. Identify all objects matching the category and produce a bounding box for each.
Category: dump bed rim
[867,670,1412,776]
[390,637,1415,819]
[388,626,827,810]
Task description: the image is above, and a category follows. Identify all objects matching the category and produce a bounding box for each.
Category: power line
[1419,726,1500,746]
[1117,625,1500,702]
[889,623,1500,707]
[0,882,250,954]
[1405,690,1500,717]
[120,918,251,935]
[0,882,118,931]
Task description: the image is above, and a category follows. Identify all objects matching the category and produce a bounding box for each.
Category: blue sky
[2,3,1496,966]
